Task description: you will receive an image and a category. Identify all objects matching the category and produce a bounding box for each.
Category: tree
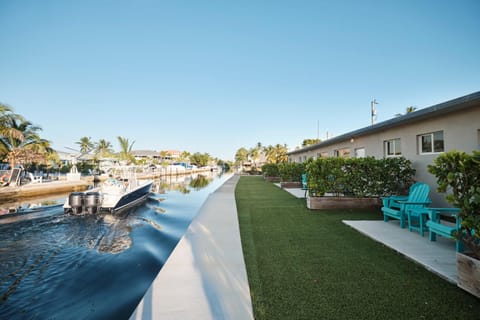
[0,115,53,168]
[190,152,211,167]
[76,136,94,153]
[235,147,248,166]
[406,106,417,113]
[264,144,288,164]
[117,136,135,164]
[0,103,24,159]
[179,151,191,162]
[95,139,113,157]
[302,139,321,147]
[395,106,417,117]
[249,147,260,168]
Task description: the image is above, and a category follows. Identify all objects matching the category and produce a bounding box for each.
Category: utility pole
[371,99,379,125]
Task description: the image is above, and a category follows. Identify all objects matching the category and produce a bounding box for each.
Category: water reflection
[0,171,230,319]
[0,193,67,217]
[152,171,221,194]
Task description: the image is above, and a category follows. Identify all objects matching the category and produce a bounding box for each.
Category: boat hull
[64,180,153,215]
[108,181,153,213]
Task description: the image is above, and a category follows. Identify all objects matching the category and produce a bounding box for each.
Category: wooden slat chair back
[382,182,421,210]
[382,182,431,228]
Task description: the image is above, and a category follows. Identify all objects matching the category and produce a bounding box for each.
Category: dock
[0,180,90,200]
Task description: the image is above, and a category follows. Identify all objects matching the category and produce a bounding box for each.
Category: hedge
[305,157,415,197]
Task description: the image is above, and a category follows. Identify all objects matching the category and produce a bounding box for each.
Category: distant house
[162,150,181,161]
[56,151,74,166]
[288,91,480,206]
[132,150,161,162]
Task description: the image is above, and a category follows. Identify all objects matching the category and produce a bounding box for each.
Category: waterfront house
[132,150,161,163]
[288,91,480,205]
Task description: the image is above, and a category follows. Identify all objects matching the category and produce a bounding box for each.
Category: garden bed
[264,176,281,182]
[280,181,302,188]
[307,195,381,210]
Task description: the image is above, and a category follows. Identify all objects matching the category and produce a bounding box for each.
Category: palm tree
[117,136,135,164]
[395,106,417,117]
[76,136,94,153]
[95,139,113,157]
[264,144,288,164]
[302,138,321,147]
[0,116,53,168]
[406,106,417,113]
[249,147,260,168]
[235,147,248,167]
[0,103,24,159]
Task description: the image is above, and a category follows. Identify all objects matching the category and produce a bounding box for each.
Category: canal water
[0,172,231,319]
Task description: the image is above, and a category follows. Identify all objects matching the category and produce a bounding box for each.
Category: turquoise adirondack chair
[382,182,431,228]
[301,173,308,197]
[381,182,422,210]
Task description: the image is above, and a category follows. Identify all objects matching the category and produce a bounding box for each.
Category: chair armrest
[428,207,461,213]
[398,201,431,211]
[397,201,432,205]
[427,208,461,222]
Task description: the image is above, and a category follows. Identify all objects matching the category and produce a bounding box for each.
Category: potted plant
[428,150,480,297]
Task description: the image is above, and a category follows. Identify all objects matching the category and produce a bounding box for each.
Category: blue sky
[1,0,479,160]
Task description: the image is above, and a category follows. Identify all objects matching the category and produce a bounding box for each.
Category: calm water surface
[0,172,231,319]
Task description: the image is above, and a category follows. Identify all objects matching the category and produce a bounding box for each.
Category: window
[334,148,350,158]
[384,138,401,157]
[355,147,366,158]
[418,131,444,154]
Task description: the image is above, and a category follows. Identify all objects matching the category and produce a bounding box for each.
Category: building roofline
[288,91,480,155]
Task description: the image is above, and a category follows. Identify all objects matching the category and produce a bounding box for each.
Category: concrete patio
[279,185,459,284]
[344,220,458,284]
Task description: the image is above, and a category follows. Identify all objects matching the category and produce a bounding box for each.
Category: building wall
[289,106,480,206]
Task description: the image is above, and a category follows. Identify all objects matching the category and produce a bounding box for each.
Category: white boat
[64,167,153,214]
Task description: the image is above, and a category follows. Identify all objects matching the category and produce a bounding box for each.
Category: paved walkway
[274,183,306,198]
[130,175,254,320]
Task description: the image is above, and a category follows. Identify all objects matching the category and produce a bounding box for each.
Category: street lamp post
[371,99,379,125]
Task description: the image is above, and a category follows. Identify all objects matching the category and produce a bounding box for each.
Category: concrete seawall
[0,180,89,200]
[130,175,254,320]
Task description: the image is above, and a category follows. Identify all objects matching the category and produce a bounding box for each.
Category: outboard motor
[85,192,101,214]
[69,192,84,214]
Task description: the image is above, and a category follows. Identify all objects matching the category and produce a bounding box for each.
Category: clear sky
[1,0,479,160]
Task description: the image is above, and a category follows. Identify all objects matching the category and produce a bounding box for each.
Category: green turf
[236,176,480,320]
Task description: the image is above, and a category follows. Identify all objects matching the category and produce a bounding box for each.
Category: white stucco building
[288,91,480,205]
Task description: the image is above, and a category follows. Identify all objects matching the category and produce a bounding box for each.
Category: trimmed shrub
[305,157,415,197]
[278,162,305,182]
[261,163,279,177]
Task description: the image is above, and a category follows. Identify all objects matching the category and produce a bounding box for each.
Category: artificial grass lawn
[236,176,480,320]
